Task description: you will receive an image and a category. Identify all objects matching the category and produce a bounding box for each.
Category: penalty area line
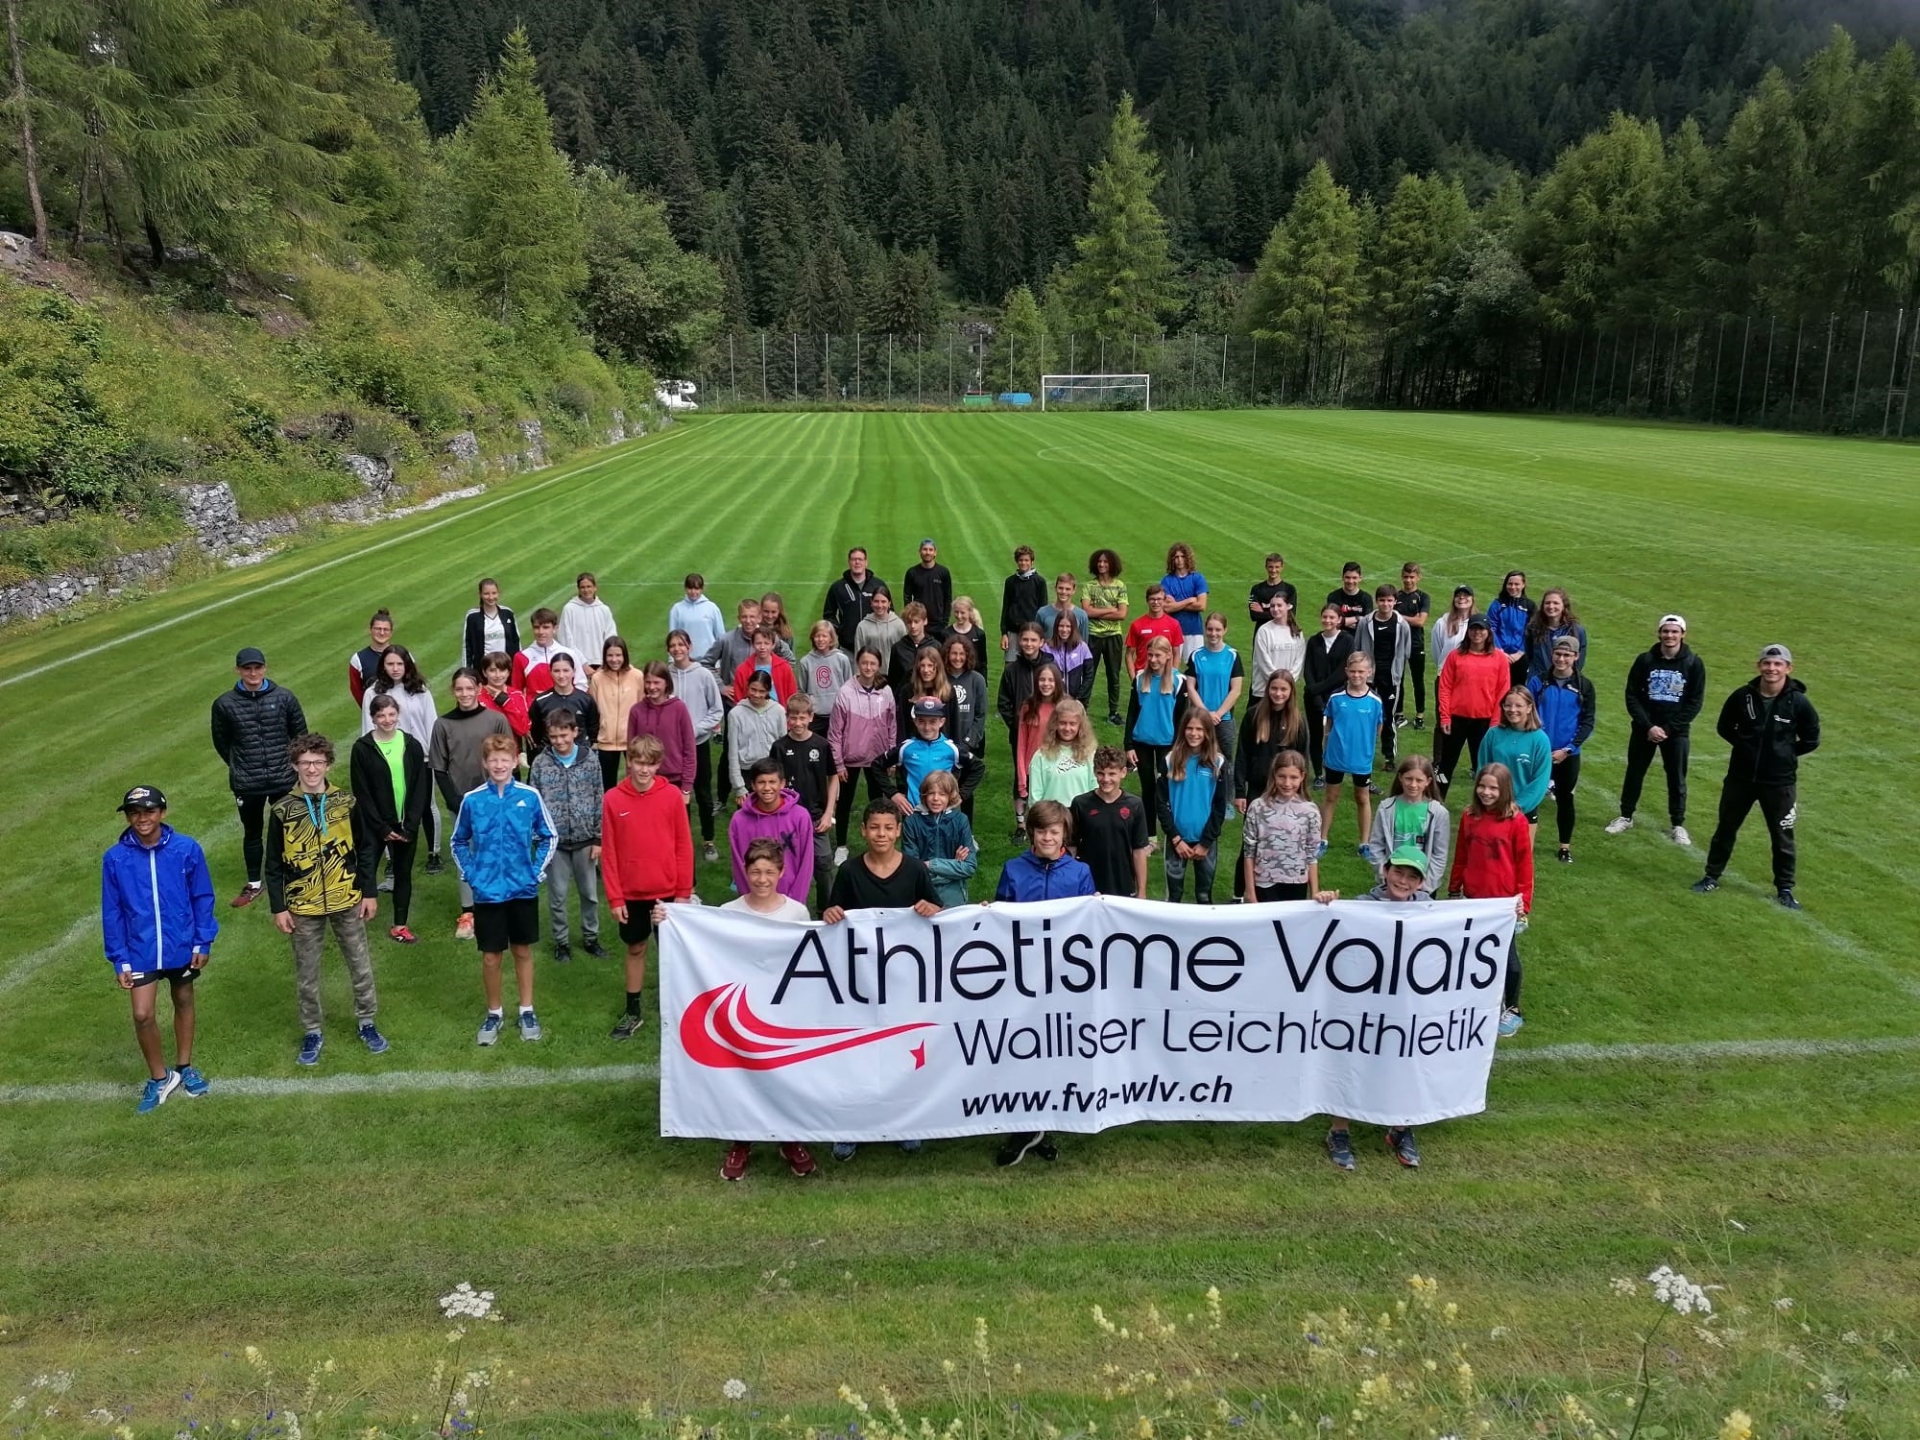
[6,1036,1920,1106]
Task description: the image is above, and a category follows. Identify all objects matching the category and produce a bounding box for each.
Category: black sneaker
[1324,1128,1355,1171]
[1107,711,1124,727]
[553,942,572,965]
[582,938,606,958]
[1412,716,1426,731]
[1690,875,1720,894]
[994,1131,1049,1167]
[1557,846,1572,864]
[610,1013,644,1040]
[424,852,445,876]
[1034,1136,1059,1162]
[1776,888,1801,911]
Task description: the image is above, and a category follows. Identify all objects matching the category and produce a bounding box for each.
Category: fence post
[916,334,923,406]
[1851,309,1869,429]
[1902,309,1918,437]
[1759,317,1776,423]
[1884,308,1906,437]
[791,332,798,399]
[1732,316,1752,424]
[1250,336,1258,400]
[1666,327,1680,415]
[1819,314,1835,424]
[947,330,954,400]
[1220,332,1228,388]
[728,334,737,404]
[887,333,894,400]
[1709,318,1726,421]
[1787,318,1803,429]
[761,331,768,402]
[854,332,861,400]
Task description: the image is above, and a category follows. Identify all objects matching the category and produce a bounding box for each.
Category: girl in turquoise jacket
[1477,688,1554,823]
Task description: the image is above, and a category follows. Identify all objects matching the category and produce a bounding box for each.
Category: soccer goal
[1039,374,1152,411]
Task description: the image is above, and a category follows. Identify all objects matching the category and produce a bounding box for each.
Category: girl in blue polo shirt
[1125,635,1183,845]
[1183,611,1244,768]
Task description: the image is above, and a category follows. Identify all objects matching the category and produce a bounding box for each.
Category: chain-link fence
[687,313,1920,437]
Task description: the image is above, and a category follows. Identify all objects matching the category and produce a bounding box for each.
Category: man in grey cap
[1692,644,1821,909]
[210,646,307,907]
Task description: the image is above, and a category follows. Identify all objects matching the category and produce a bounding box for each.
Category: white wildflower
[1646,1265,1712,1316]
[1609,1278,1638,1297]
[723,1379,748,1401]
[88,1409,116,1424]
[1822,1392,1847,1413]
[438,1282,495,1320]
[1773,1298,1794,1312]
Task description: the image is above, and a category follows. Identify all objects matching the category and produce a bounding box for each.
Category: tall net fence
[686,314,1920,438]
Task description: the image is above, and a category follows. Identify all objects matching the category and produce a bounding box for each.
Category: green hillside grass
[1,411,1914,1428]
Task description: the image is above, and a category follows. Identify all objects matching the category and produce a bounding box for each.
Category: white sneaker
[1603,816,1634,835]
[1670,826,1692,847]
[833,845,848,867]
[377,874,394,893]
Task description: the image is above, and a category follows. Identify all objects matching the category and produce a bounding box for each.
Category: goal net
[1039,374,1152,411]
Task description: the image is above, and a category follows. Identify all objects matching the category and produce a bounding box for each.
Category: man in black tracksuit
[1610,614,1707,845]
[824,548,887,652]
[1693,643,1820,909]
[211,645,307,907]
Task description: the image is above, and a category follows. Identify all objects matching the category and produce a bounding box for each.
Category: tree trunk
[3,0,48,257]
[143,210,165,267]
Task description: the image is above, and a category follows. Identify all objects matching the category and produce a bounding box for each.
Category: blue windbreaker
[1528,672,1597,754]
[101,825,218,976]
[994,849,1097,901]
[451,779,557,903]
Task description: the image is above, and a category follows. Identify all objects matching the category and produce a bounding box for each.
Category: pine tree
[1243,160,1366,394]
[576,163,722,372]
[1058,94,1176,342]
[434,26,587,332]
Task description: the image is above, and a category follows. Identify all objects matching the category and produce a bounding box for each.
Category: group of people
[104,544,1820,1175]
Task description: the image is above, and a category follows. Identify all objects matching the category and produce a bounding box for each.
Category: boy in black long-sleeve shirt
[999,545,1047,656]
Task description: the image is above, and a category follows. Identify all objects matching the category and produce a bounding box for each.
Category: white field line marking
[0,912,102,997]
[5,1037,1917,1106]
[0,428,694,689]
[0,1062,660,1105]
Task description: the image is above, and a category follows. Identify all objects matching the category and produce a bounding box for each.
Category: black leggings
[598,748,623,791]
[955,753,986,821]
[1504,932,1523,1011]
[1131,742,1170,837]
[1548,752,1581,846]
[235,790,287,884]
[1089,634,1126,715]
[832,765,891,846]
[691,739,716,842]
[1434,716,1491,799]
[385,835,419,925]
[1255,881,1309,902]
[1304,702,1331,777]
[1401,647,1426,717]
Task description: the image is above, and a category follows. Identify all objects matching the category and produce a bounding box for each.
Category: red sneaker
[230,884,262,909]
[721,1142,753,1181]
[453,912,474,941]
[779,1143,817,1178]
[389,925,418,944]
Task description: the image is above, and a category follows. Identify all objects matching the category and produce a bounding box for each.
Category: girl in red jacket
[1448,761,1533,1039]
[1434,615,1508,800]
[600,735,694,1041]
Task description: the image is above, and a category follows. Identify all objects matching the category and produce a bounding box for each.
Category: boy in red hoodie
[600,735,694,1040]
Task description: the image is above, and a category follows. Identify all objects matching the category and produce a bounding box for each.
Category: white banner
[659,896,1515,1142]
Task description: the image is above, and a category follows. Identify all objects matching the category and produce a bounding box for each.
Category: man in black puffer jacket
[211,646,307,908]
[1692,643,1821,911]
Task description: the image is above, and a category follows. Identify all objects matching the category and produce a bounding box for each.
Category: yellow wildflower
[1718,1411,1754,1440]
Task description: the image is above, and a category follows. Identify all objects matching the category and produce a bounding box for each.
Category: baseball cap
[1552,635,1581,654]
[1758,643,1792,664]
[1385,844,1427,873]
[911,696,947,719]
[1658,614,1687,633]
[235,646,266,666]
[118,785,167,812]
[1466,613,1491,631]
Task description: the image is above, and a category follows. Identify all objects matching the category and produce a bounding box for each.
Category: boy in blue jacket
[101,786,218,1112]
[1528,636,1598,863]
[453,734,558,1045]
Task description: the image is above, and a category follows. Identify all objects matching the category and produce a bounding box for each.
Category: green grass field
[2,409,1916,1430]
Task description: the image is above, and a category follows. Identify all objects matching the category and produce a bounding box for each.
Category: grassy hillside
[0,410,1914,1432]
[0,250,655,588]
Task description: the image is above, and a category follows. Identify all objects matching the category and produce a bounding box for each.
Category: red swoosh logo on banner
[680,982,936,1070]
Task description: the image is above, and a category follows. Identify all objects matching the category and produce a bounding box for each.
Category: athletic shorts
[617,904,661,948]
[128,966,199,988]
[472,898,539,952]
[1323,769,1367,787]
[1253,882,1310,903]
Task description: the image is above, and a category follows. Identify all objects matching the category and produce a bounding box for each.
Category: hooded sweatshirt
[800,647,854,717]
[828,676,897,769]
[825,569,888,651]
[1625,642,1708,735]
[726,699,786,795]
[903,808,978,908]
[728,788,816,903]
[589,666,646,754]
[1476,725,1554,815]
[668,660,725,743]
[627,695,696,789]
[101,824,218,976]
[1364,796,1451,891]
[1716,676,1819,784]
[1528,671,1597,754]
[993,849,1096,902]
[430,704,513,806]
[600,774,694,904]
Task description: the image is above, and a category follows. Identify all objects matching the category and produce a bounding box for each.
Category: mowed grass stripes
[0,411,1915,1417]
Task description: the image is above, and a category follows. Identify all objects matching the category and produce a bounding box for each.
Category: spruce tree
[435,26,587,333]
[1243,160,1366,393]
[1058,94,1175,342]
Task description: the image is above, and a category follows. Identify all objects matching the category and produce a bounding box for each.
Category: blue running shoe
[176,1064,209,1098]
[1497,1008,1524,1038]
[832,1142,857,1162]
[518,1009,542,1042]
[1385,1127,1421,1168]
[138,1070,181,1113]
[359,1023,390,1055]
[898,1139,923,1154]
[297,1031,324,1066]
[1324,1128,1355,1171]
[1315,841,1328,860]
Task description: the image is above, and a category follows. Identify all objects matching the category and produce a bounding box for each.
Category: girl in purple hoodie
[728,757,815,906]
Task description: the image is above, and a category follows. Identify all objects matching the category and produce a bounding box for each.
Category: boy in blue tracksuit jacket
[1528,636,1598,860]
[994,800,1097,901]
[452,734,558,1044]
[100,785,218,1112]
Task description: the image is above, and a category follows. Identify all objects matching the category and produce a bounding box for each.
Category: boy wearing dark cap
[892,696,961,813]
[1693,644,1821,909]
[101,786,219,1112]
[210,646,306,908]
